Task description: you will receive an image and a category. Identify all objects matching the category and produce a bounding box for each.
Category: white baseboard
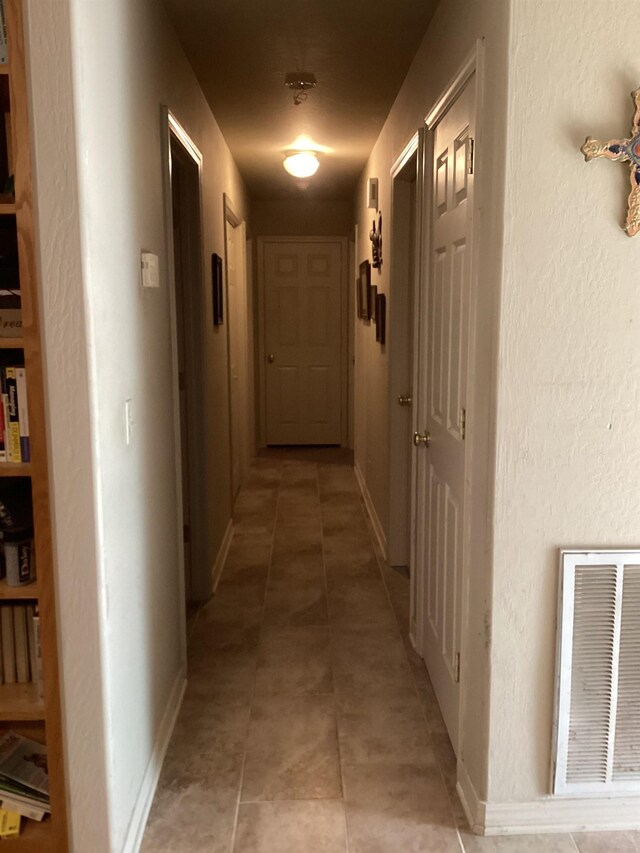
[354,463,387,558]
[122,669,186,852]
[457,761,640,835]
[211,519,234,592]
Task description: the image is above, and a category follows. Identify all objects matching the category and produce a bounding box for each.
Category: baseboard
[456,763,640,835]
[211,519,234,592]
[354,462,387,558]
[122,669,186,852]
[457,760,485,835]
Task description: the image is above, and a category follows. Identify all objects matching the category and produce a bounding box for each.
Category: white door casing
[259,238,347,446]
[414,72,477,751]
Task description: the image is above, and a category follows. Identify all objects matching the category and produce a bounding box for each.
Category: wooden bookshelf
[0,1,68,849]
[0,462,31,476]
[0,578,37,599]
[0,683,44,721]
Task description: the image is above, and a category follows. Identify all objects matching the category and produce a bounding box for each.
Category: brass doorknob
[267,353,275,363]
[398,395,412,407]
[413,430,431,447]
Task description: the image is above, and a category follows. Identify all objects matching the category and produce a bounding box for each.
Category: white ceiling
[163,0,439,199]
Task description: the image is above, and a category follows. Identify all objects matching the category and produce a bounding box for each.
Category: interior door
[227,221,243,500]
[263,240,343,445]
[414,77,475,750]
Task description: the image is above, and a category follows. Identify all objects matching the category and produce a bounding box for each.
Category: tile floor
[143,454,640,852]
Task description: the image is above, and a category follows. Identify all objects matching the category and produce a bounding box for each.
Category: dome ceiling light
[283,151,320,178]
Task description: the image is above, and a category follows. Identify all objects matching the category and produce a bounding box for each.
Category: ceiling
[163,0,439,199]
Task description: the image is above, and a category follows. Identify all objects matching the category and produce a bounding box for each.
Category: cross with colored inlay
[581,88,640,237]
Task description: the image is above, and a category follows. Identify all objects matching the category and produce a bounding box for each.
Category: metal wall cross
[581,88,640,237]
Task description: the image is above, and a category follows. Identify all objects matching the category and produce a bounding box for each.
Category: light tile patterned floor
[142,454,640,852]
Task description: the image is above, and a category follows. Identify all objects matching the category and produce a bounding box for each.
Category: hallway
[141,455,622,853]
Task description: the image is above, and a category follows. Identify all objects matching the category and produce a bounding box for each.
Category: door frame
[388,132,423,570]
[256,236,349,447]
[412,41,486,747]
[161,107,206,623]
[224,193,250,503]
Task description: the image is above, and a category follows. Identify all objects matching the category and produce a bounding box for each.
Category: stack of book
[0,732,49,822]
[0,366,28,463]
[0,603,42,696]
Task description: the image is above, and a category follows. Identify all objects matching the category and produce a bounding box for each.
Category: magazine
[0,732,48,799]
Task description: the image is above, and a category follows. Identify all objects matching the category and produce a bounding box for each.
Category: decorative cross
[581,89,640,237]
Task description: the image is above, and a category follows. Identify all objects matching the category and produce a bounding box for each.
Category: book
[0,605,15,684]
[31,608,43,700]
[0,1,7,66]
[4,368,20,463]
[15,368,29,462]
[0,807,20,838]
[0,387,5,461]
[26,604,37,689]
[0,794,45,822]
[0,732,49,800]
[12,605,28,683]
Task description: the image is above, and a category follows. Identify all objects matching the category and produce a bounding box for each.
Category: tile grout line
[228,460,284,851]
[317,463,351,853]
[356,482,467,850]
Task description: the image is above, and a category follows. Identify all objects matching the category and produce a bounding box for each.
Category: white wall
[488,0,640,812]
[26,0,247,848]
[353,0,510,799]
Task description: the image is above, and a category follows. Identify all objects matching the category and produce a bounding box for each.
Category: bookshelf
[0,0,68,848]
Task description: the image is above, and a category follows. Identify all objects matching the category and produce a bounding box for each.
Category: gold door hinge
[459,407,466,440]
[467,138,475,175]
[454,652,461,683]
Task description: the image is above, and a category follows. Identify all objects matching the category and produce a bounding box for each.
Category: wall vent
[553,551,640,795]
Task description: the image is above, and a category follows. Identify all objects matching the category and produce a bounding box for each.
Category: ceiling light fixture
[285,72,317,106]
[283,150,320,178]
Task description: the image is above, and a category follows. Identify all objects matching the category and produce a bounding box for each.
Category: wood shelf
[0,338,24,349]
[0,65,8,77]
[0,816,52,851]
[0,682,44,721]
[0,578,38,599]
[0,462,31,477]
[0,203,16,214]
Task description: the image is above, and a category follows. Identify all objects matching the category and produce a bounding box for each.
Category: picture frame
[375,293,386,345]
[212,253,223,325]
[358,260,371,320]
[369,285,377,322]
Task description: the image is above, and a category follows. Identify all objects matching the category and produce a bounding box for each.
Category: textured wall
[353,0,510,797]
[251,198,353,237]
[489,0,640,804]
[27,0,247,848]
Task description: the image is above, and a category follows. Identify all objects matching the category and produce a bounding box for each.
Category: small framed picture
[369,285,377,322]
[375,293,386,345]
[358,260,371,320]
[212,253,223,325]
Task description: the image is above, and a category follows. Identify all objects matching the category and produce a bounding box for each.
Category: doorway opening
[163,110,206,608]
[388,134,422,575]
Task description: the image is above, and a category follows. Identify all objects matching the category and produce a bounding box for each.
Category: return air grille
[553,552,640,795]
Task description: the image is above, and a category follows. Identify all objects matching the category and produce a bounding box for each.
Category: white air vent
[553,551,640,795]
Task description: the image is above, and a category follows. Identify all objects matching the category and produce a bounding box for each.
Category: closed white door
[263,240,343,445]
[414,78,475,750]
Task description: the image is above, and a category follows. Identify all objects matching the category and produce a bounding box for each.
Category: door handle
[398,395,412,407]
[413,430,431,448]
[267,353,275,363]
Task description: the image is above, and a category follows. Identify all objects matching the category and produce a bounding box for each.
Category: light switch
[141,252,160,288]
[125,399,134,445]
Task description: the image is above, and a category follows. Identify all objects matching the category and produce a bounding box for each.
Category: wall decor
[369,285,378,322]
[367,177,379,210]
[581,88,640,237]
[358,260,371,320]
[375,293,386,345]
[212,253,223,325]
[370,212,382,267]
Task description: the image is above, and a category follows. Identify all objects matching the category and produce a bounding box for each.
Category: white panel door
[415,78,475,750]
[263,240,343,445]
